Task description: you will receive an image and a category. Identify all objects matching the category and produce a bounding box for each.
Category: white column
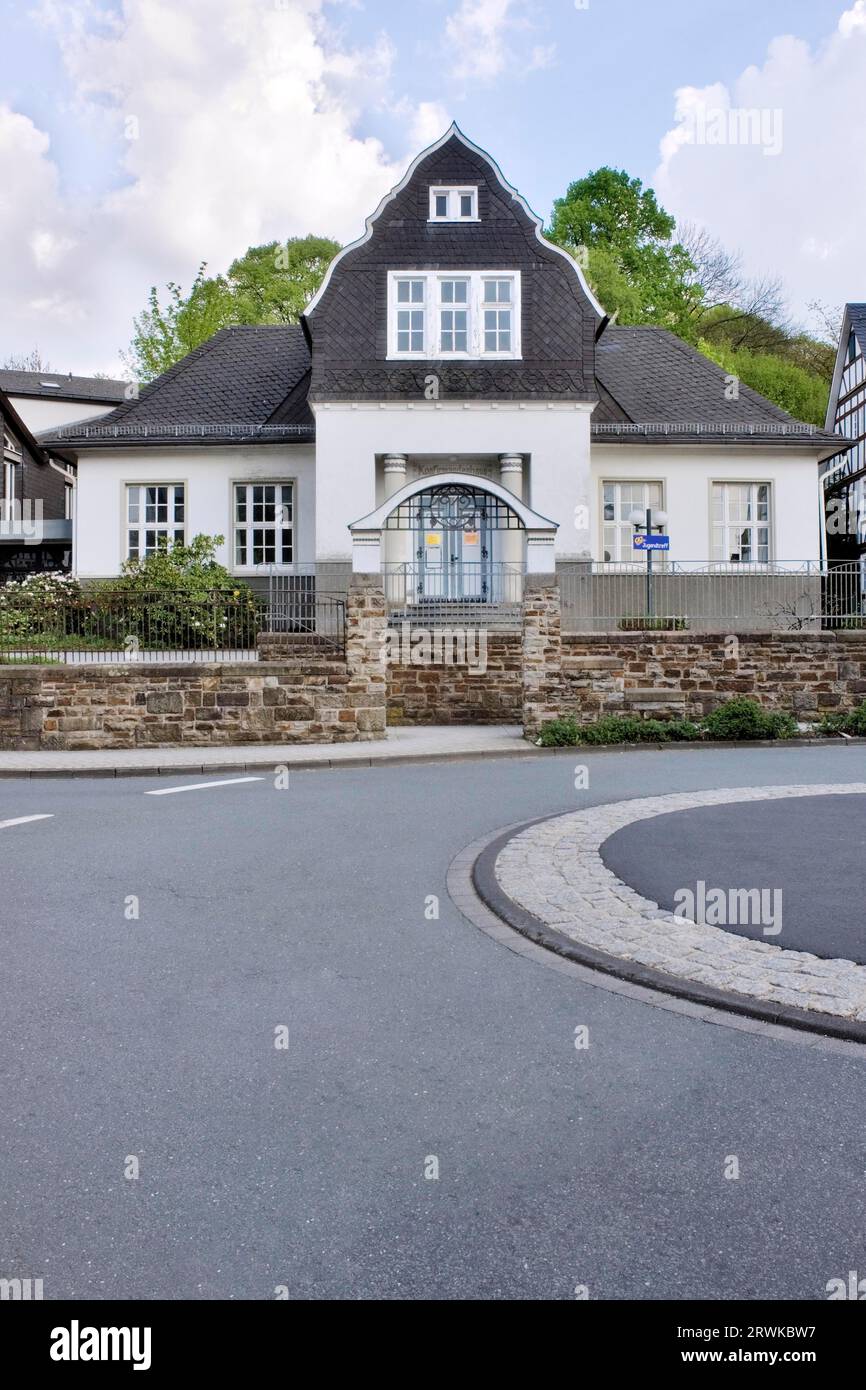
[383,453,408,498]
[382,453,409,598]
[498,453,524,503]
[499,453,525,597]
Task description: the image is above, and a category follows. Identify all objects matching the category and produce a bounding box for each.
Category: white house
[2,371,127,435]
[42,125,843,603]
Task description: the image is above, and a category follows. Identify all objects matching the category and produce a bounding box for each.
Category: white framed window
[712,482,772,564]
[428,186,478,222]
[602,481,664,562]
[482,278,514,354]
[394,277,426,355]
[233,482,293,568]
[438,277,470,353]
[387,270,521,360]
[126,484,184,560]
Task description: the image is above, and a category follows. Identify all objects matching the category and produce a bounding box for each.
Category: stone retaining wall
[0,660,386,751]
[522,577,866,734]
[386,631,521,725]
[0,576,388,751]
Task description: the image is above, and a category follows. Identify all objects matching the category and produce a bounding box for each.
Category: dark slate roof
[41,326,313,448]
[304,127,601,404]
[848,304,866,350]
[42,319,845,453]
[0,370,127,403]
[593,325,843,448]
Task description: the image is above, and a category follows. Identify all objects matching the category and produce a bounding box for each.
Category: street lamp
[628,508,669,618]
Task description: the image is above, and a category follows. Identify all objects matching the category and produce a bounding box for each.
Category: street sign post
[628,507,671,618]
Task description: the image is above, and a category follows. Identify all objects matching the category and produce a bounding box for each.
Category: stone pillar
[382,453,409,602]
[521,574,563,739]
[346,573,388,740]
[498,453,524,596]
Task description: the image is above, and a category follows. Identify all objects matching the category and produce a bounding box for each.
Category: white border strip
[496,784,866,1021]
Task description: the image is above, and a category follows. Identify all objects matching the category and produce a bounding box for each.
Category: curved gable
[304,124,601,405]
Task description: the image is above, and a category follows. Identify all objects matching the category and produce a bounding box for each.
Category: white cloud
[0,0,438,374]
[407,101,451,151]
[443,0,553,84]
[654,1,866,331]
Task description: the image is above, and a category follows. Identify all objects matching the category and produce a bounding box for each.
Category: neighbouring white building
[42,126,843,605]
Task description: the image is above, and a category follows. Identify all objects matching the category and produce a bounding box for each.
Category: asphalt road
[2,744,866,1301]
[601,793,866,962]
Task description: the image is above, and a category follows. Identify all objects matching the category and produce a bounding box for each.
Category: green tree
[125,266,236,381]
[228,235,340,324]
[548,168,833,422]
[548,167,698,335]
[125,234,340,381]
[698,339,830,427]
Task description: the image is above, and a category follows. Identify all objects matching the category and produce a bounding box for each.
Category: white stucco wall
[590,446,822,564]
[313,401,594,560]
[74,444,316,577]
[10,397,118,433]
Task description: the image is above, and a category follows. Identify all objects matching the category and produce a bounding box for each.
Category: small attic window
[40,381,61,388]
[428,186,478,222]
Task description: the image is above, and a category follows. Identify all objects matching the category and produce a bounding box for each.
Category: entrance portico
[349,472,557,612]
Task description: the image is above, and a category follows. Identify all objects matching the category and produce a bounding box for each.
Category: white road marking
[0,814,54,830]
[145,776,265,797]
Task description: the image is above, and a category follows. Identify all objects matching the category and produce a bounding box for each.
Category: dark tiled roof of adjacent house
[593,324,843,448]
[0,369,127,403]
[40,326,313,447]
[847,304,866,349]
[0,386,74,466]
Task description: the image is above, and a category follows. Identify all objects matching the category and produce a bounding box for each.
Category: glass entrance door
[417,492,493,600]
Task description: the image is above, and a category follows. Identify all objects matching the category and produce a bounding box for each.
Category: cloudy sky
[1,0,864,375]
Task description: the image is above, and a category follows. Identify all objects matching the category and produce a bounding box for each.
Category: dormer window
[428,186,478,222]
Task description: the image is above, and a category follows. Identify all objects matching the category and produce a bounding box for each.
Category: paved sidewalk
[0,723,532,776]
[493,783,866,1027]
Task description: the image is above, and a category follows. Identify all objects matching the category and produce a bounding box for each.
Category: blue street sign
[633,533,670,551]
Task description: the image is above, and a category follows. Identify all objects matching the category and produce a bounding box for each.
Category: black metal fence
[0,582,348,663]
[264,574,346,654]
[0,588,266,664]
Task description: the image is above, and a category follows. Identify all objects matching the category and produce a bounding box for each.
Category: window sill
[385,352,522,363]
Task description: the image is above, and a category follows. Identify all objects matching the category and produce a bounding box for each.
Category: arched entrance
[349,472,558,617]
[384,481,522,603]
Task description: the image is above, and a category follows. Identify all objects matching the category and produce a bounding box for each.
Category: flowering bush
[0,572,82,643]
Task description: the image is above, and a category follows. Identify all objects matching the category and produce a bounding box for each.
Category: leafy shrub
[819,701,866,736]
[537,698,796,746]
[537,716,581,746]
[702,697,796,741]
[537,714,701,746]
[93,535,264,648]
